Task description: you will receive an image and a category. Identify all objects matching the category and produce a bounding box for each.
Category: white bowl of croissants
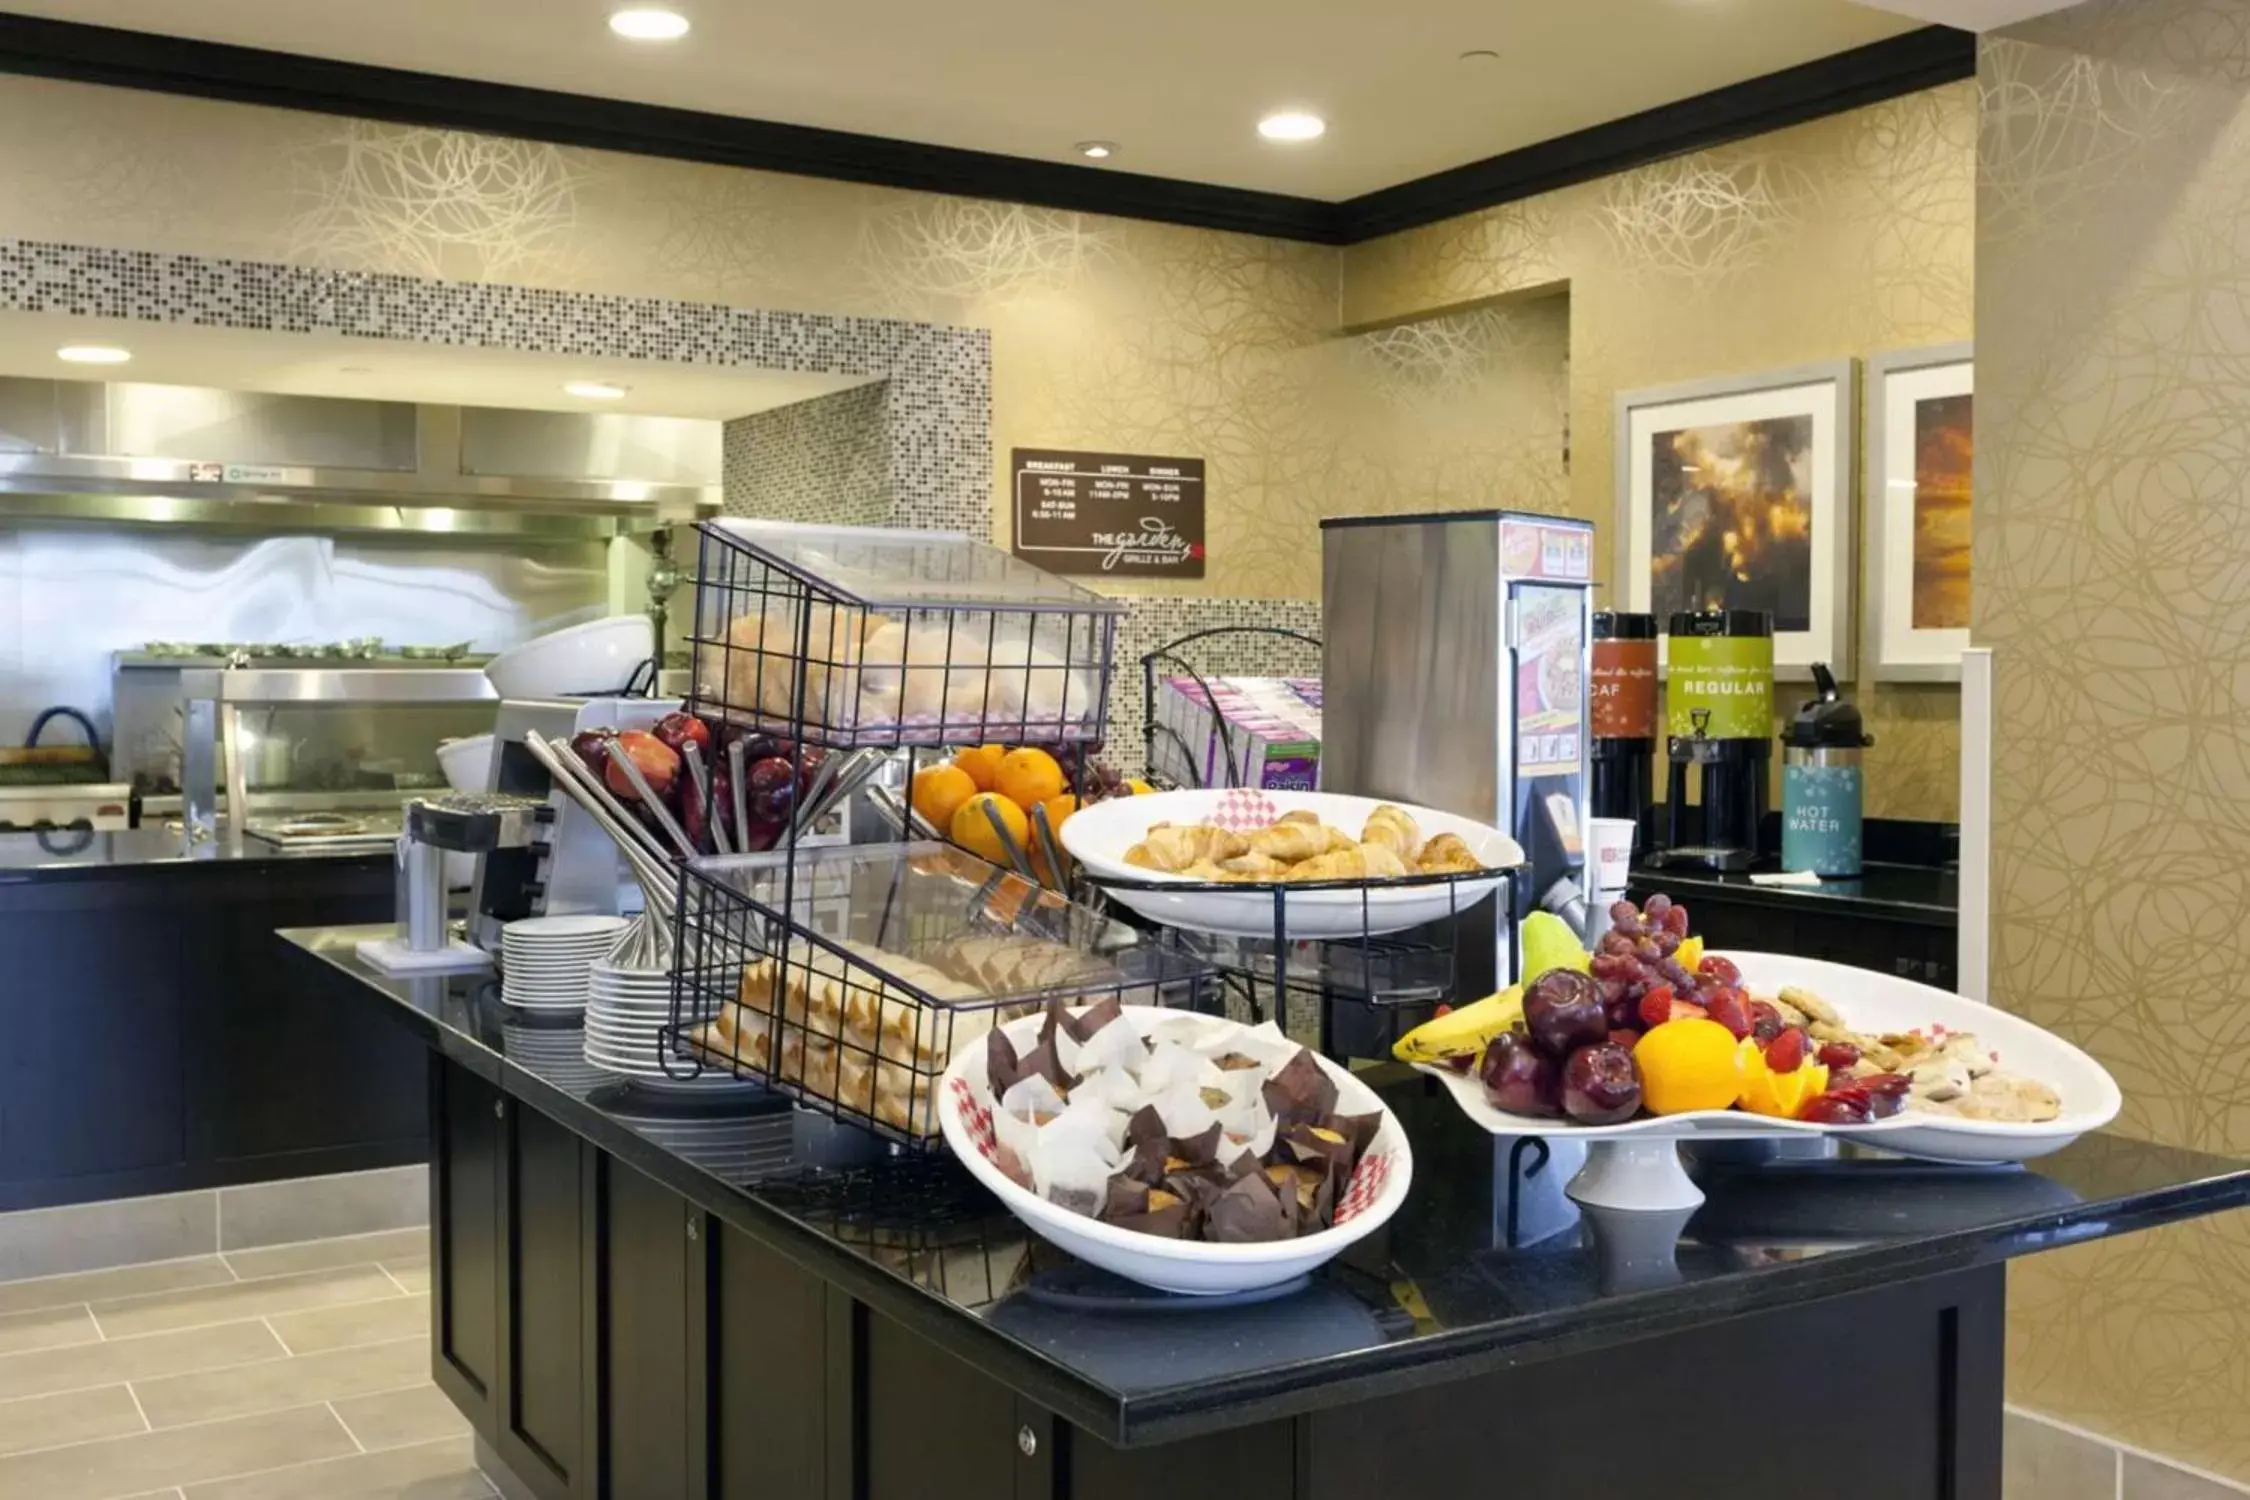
[1061,789,1526,938]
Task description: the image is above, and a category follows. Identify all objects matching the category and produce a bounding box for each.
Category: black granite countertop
[1631,861,1959,926]
[283,925,2246,1447]
[0,826,389,877]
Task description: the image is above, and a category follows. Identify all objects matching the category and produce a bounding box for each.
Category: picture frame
[1614,360,1858,681]
[1864,343,1974,683]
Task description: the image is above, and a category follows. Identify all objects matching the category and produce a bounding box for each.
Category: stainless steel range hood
[0,377,720,538]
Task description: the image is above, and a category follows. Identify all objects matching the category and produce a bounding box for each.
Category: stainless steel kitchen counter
[0,824,391,875]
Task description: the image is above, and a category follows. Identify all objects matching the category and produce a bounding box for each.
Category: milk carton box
[1151,676,1322,789]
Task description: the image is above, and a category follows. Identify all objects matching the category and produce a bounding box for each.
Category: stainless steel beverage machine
[1320,510,1596,985]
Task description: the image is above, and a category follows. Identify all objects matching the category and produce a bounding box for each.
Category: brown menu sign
[1010,449,1206,578]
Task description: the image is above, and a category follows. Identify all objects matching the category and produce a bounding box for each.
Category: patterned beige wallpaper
[0,73,1967,814]
[1345,82,1979,819]
[1978,1,2250,1482]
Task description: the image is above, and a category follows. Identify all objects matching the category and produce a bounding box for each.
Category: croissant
[1287,842,1409,882]
[1361,805,1421,861]
[1417,832,1484,874]
[1219,851,1291,882]
[1248,821,1328,863]
[1277,809,1321,827]
[1135,823,1250,871]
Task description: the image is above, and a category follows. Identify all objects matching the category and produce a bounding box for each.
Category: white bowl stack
[583,960,754,1092]
[500,915,630,1010]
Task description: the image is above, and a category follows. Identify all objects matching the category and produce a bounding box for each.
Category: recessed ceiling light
[609,7,689,41]
[1257,110,1326,143]
[1075,141,1119,160]
[565,380,630,400]
[57,344,132,365]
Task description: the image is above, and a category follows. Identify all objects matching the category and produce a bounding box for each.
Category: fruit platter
[1062,788,1525,939]
[1396,898,2121,1187]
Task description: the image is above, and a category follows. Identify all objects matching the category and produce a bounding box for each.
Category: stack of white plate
[500,915,630,1010]
[499,1016,608,1094]
[583,960,755,1092]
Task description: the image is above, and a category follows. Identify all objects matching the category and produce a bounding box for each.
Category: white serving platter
[1063,789,1523,940]
[1423,951,2121,1168]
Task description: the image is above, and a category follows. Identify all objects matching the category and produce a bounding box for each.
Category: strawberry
[1707,989,1753,1041]
[1817,1041,1860,1070]
[1637,985,1676,1031]
[1764,1028,1807,1074]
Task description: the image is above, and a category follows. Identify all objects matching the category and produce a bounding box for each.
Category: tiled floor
[0,1226,487,1499]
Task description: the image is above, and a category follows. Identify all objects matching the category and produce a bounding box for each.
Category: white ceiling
[1846,0,2082,29]
[0,312,873,418]
[11,0,1930,200]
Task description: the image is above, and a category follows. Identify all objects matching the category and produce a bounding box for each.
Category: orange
[995,747,1066,811]
[1634,1019,1742,1116]
[1124,777,1155,796]
[910,763,979,833]
[952,792,1031,868]
[952,744,1006,793]
[1032,792,1078,838]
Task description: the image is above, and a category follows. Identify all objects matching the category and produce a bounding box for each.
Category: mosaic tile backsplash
[723,382,890,528]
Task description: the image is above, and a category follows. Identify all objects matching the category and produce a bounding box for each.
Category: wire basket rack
[667,842,1223,1149]
[684,519,1126,751]
[1087,864,1523,1055]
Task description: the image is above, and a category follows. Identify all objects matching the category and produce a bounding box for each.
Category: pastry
[1248,821,1328,863]
[1287,842,1409,881]
[1416,832,1484,874]
[1361,804,1421,861]
[1219,851,1292,882]
[1128,823,1251,871]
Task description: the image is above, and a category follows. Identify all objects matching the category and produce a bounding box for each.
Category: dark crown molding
[0,12,1972,250]
[1344,25,1977,241]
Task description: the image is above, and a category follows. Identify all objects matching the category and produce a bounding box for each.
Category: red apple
[652,711,713,758]
[604,730,680,802]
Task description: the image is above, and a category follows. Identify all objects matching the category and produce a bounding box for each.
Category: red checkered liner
[1202,789,1285,832]
[1333,1151,1392,1226]
[951,1077,999,1162]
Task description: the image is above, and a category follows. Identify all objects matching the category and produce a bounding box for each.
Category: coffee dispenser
[1590,612,1658,844]
[1649,610,1773,873]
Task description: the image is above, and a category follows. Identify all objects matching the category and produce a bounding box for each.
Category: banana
[1391,985,1525,1065]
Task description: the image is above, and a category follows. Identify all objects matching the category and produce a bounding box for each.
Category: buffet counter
[285,924,2250,1500]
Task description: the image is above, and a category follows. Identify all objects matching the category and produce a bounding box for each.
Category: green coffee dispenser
[1647,609,1773,873]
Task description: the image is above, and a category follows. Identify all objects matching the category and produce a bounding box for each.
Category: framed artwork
[1865,344,1974,682]
[1614,360,1857,679]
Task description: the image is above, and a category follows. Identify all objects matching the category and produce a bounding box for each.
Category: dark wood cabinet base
[0,860,426,1211]
[431,1056,2004,1500]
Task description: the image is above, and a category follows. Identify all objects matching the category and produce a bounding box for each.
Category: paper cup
[1587,817,1637,892]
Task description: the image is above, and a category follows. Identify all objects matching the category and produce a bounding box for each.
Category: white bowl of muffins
[1062,789,1524,939]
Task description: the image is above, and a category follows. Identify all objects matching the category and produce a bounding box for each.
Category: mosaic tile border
[0,238,992,537]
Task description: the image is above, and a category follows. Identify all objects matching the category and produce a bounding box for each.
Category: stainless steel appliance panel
[102,385,420,470]
[1321,517,1505,824]
[459,407,721,485]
